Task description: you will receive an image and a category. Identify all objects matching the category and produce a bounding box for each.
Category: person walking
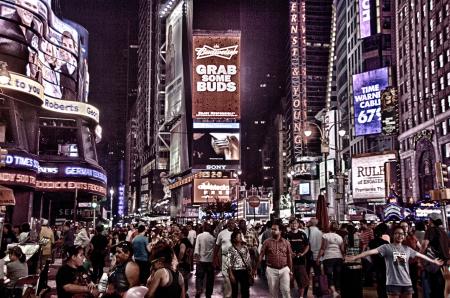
[286,218,309,298]
[316,222,345,297]
[90,225,108,283]
[227,230,252,298]
[132,225,152,284]
[213,219,236,298]
[194,223,215,298]
[347,226,444,298]
[421,213,449,298]
[258,219,293,298]
[39,219,54,268]
[173,228,194,296]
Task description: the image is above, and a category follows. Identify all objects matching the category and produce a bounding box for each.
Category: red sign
[248,196,261,208]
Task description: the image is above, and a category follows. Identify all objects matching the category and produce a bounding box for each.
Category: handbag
[233,245,255,286]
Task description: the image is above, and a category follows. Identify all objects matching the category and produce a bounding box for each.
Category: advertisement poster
[165,2,184,122]
[192,130,240,169]
[0,1,81,100]
[381,86,399,135]
[352,153,396,200]
[193,178,232,203]
[352,67,389,136]
[192,32,240,119]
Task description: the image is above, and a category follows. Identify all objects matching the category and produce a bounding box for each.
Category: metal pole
[73,188,78,222]
[93,207,96,229]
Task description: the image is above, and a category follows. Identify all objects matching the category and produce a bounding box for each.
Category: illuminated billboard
[193,178,232,203]
[381,86,399,136]
[359,0,374,38]
[192,32,240,120]
[192,130,240,170]
[352,67,389,136]
[351,153,396,200]
[0,0,85,101]
[165,2,185,122]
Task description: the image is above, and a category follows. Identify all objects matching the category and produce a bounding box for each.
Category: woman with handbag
[226,229,253,298]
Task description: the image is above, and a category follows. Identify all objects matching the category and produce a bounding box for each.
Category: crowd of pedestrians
[0,213,450,297]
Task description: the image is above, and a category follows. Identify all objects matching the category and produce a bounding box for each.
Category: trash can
[341,262,363,298]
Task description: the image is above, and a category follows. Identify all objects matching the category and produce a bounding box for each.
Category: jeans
[135,259,150,285]
[323,258,343,290]
[196,262,215,297]
[231,269,250,298]
[266,266,291,298]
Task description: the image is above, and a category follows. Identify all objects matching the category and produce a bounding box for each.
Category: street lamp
[304,120,346,222]
[109,187,114,227]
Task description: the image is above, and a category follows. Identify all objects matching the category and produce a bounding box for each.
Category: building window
[430,19,434,32]
[440,54,444,68]
[431,61,435,74]
[442,98,447,112]
[440,76,445,90]
[443,121,448,136]
[430,40,434,53]
[38,118,79,157]
[447,72,450,86]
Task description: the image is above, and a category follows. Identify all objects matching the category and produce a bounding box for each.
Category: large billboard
[165,2,184,122]
[352,67,389,136]
[192,129,240,170]
[352,153,396,200]
[0,0,85,101]
[381,86,399,136]
[192,32,240,120]
[193,178,233,203]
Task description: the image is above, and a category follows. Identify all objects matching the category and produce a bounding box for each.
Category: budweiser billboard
[193,178,233,203]
[192,32,240,120]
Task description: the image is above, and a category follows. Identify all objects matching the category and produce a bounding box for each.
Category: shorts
[386,285,414,295]
[292,264,309,288]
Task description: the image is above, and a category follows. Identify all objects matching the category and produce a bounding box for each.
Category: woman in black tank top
[146,242,185,298]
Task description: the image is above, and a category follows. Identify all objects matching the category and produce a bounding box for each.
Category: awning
[0,185,15,206]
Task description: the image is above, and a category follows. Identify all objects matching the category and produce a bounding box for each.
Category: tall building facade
[397,0,450,202]
[0,0,106,225]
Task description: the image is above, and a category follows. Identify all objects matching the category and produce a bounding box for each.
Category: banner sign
[193,178,232,203]
[352,67,389,136]
[352,153,396,200]
[192,32,240,119]
[36,180,107,196]
[118,184,125,216]
[0,171,36,188]
[38,163,107,184]
[42,97,100,123]
[4,152,39,172]
[381,86,399,135]
[1,73,44,102]
[289,0,307,160]
[359,0,374,38]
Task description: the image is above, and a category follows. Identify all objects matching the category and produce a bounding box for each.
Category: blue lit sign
[118,185,125,216]
[352,67,389,136]
[5,155,39,172]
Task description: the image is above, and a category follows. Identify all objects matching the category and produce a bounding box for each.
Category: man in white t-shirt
[187,221,197,246]
[213,219,236,298]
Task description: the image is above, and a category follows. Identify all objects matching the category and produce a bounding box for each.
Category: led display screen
[352,67,389,136]
[193,178,232,203]
[192,129,240,169]
[0,0,85,101]
[192,32,240,120]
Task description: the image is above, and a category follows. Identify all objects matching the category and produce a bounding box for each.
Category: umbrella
[315,194,329,232]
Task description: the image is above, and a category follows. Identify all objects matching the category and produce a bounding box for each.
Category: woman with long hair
[227,229,252,298]
[146,241,185,298]
[6,246,28,287]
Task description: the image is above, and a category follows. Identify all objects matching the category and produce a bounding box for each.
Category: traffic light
[435,162,449,188]
[92,196,98,209]
[0,147,7,167]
